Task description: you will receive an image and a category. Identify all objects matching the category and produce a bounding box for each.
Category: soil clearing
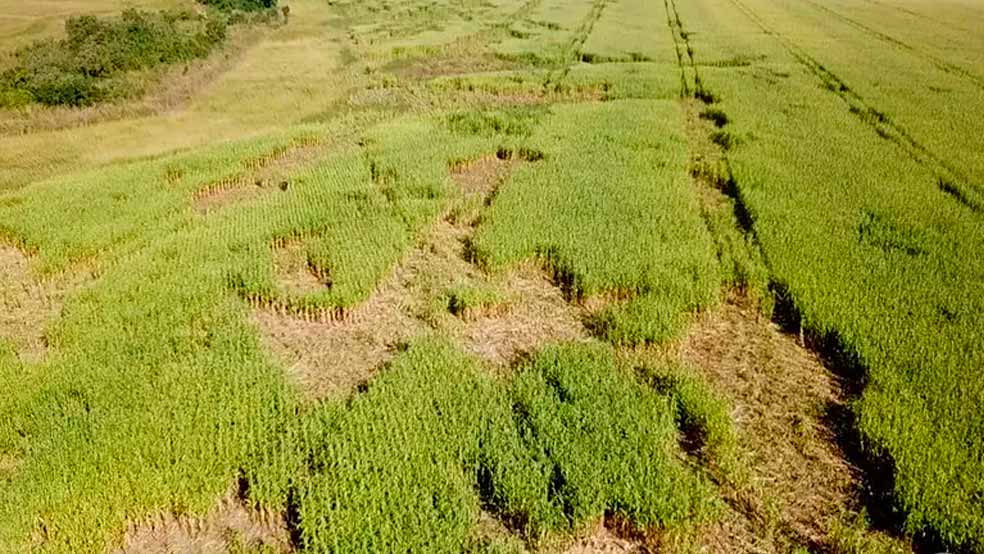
[669,297,911,553]
[112,489,290,554]
[0,244,83,363]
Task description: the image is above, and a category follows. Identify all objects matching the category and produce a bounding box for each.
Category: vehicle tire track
[858,0,977,35]
[798,0,984,93]
[543,0,609,87]
[725,0,984,213]
[663,0,691,96]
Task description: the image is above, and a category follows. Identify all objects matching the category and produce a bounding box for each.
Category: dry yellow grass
[0,0,194,50]
[0,0,361,190]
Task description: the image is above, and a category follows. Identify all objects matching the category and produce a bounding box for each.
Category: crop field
[0,0,982,552]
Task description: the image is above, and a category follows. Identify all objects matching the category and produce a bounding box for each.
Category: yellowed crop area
[0,0,982,552]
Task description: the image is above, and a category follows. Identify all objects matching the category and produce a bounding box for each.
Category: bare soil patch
[271,240,328,296]
[451,155,521,198]
[455,264,588,367]
[253,260,424,400]
[555,522,640,554]
[666,297,911,553]
[194,181,269,214]
[193,140,327,214]
[0,244,86,363]
[113,489,290,554]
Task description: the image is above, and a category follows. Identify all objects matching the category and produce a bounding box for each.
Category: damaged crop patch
[252,248,425,401]
[112,488,291,554]
[0,244,89,363]
[453,265,590,368]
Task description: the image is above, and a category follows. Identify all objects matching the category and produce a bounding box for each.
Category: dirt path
[678,298,858,551]
[671,96,913,553]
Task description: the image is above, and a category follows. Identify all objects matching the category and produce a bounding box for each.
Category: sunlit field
[1,0,982,552]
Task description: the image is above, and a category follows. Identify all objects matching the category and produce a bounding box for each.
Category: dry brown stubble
[451,154,520,198]
[112,489,290,554]
[554,521,642,554]
[253,255,425,400]
[271,239,327,296]
[0,244,89,363]
[660,296,910,553]
[454,263,589,368]
[194,140,330,214]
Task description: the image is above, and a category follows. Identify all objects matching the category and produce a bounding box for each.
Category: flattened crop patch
[671,298,909,552]
[455,265,589,367]
[254,246,426,401]
[451,155,521,198]
[272,240,329,296]
[0,244,84,363]
[112,490,290,554]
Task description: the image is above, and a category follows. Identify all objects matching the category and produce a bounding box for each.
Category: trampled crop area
[0,0,981,552]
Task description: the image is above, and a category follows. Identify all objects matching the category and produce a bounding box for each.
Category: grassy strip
[274,339,719,552]
[703,60,984,550]
[472,100,720,344]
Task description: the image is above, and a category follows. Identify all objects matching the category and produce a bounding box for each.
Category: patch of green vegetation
[0,9,227,107]
[578,0,679,66]
[499,343,719,537]
[0,113,495,550]
[563,62,681,100]
[634,360,740,477]
[225,116,515,314]
[472,100,720,344]
[442,282,506,318]
[279,339,717,551]
[704,57,984,551]
[447,107,545,138]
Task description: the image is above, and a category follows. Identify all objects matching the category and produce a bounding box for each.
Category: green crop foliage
[0,111,511,551]
[499,343,719,537]
[281,339,716,552]
[472,100,720,344]
[441,282,506,317]
[226,115,511,314]
[199,0,277,11]
[579,0,678,65]
[685,11,984,549]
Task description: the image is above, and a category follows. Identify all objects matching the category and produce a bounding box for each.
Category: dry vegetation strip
[113,489,290,554]
[0,244,87,362]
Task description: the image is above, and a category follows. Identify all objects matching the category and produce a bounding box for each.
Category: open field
[0,0,981,552]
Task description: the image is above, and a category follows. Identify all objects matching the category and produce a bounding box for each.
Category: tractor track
[663,0,691,96]
[726,0,984,213]
[858,0,978,35]
[543,0,609,88]
[798,0,984,93]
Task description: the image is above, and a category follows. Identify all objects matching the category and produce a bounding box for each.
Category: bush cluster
[0,9,227,107]
[198,0,278,11]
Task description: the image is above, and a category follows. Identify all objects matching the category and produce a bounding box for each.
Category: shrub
[198,0,278,12]
[0,9,227,107]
